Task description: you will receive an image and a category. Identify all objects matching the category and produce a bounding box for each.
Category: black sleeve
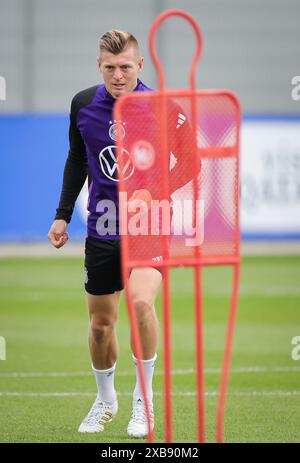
[54,96,88,224]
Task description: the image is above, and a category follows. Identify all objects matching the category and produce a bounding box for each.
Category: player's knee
[132,298,153,324]
[90,317,115,341]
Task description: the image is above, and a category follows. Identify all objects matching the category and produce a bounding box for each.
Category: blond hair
[99,29,140,58]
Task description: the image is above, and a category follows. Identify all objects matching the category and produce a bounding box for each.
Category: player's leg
[127,267,162,437]
[88,291,121,370]
[79,237,123,433]
[129,267,161,359]
[79,291,121,433]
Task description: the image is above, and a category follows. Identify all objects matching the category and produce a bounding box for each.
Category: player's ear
[138,56,144,72]
[96,56,102,72]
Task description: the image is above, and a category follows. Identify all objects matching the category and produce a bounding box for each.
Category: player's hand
[128,189,152,213]
[48,220,69,249]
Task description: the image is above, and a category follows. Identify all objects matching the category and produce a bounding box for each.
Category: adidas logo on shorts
[84,267,89,284]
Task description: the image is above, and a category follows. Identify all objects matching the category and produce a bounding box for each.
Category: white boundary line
[1,241,300,257]
[0,391,299,397]
[0,366,299,378]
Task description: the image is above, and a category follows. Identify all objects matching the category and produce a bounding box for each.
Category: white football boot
[78,397,118,433]
[127,398,154,438]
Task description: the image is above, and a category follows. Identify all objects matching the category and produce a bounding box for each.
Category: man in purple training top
[48,29,193,438]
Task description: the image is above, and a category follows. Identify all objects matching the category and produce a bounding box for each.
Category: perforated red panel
[115,90,240,269]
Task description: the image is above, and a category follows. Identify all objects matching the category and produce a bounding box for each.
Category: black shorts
[84,236,162,296]
[84,237,124,296]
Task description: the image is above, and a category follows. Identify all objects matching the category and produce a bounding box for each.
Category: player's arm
[128,189,152,213]
[48,96,88,248]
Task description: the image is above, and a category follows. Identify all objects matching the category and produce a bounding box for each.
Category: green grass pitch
[0,255,299,443]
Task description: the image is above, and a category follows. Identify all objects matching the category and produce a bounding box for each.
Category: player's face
[99,46,144,98]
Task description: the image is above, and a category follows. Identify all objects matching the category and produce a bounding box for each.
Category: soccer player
[48,29,194,438]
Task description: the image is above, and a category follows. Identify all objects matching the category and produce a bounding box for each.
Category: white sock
[133,353,157,403]
[92,363,117,404]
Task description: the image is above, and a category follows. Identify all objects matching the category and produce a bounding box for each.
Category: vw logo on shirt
[99,145,135,182]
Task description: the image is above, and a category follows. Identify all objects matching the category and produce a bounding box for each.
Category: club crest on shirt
[109,119,126,141]
[99,145,135,182]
